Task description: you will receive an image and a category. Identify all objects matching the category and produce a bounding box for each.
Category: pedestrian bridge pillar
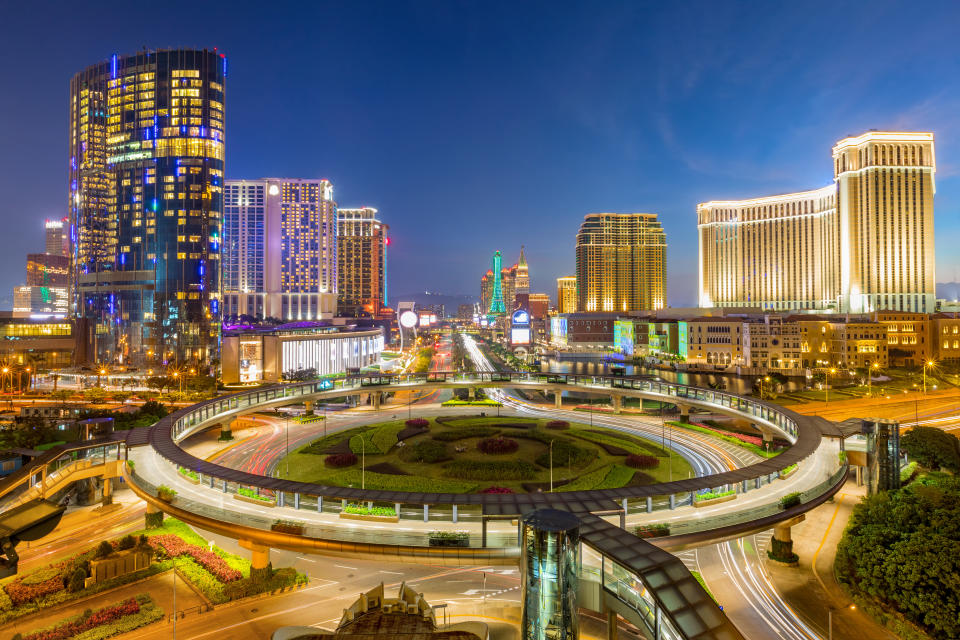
[239,539,272,581]
[611,395,622,415]
[677,403,691,422]
[554,391,562,409]
[768,514,805,563]
[468,387,476,400]
[304,400,314,414]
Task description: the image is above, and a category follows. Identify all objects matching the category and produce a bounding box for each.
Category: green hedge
[237,487,273,502]
[370,423,407,453]
[323,469,478,493]
[560,464,636,491]
[533,437,596,469]
[344,504,396,516]
[431,427,500,441]
[666,421,781,458]
[779,492,802,509]
[696,489,736,502]
[443,460,538,481]
[21,594,164,640]
[300,427,370,455]
[571,429,667,457]
[398,440,448,463]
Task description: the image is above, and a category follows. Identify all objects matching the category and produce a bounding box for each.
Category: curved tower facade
[69,49,226,366]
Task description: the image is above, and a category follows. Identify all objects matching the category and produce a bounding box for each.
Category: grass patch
[667,421,782,458]
[323,469,478,493]
[559,464,636,491]
[300,426,370,455]
[443,460,538,481]
[570,428,668,457]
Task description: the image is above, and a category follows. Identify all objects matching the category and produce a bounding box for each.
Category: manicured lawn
[279,416,693,493]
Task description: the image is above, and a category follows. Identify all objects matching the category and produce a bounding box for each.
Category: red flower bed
[325,453,358,468]
[148,535,241,582]
[477,436,519,454]
[5,575,65,606]
[23,597,140,640]
[692,423,766,448]
[545,420,569,430]
[625,454,660,469]
[480,486,514,493]
[405,418,429,427]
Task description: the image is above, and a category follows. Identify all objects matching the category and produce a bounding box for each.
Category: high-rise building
[698,131,935,314]
[45,219,67,256]
[69,49,226,365]
[222,179,337,322]
[557,276,577,313]
[575,213,667,312]
[337,207,388,317]
[27,254,69,287]
[488,251,505,315]
[514,246,529,297]
[481,270,493,312]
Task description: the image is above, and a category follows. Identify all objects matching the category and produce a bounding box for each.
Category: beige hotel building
[698,131,935,314]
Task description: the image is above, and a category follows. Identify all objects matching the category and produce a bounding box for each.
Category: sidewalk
[765,478,897,640]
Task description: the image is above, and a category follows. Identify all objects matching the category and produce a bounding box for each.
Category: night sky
[2,1,959,307]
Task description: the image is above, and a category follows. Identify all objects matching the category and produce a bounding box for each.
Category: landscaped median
[666,420,786,457]
[0,518,307,628]
[15,594,163,640]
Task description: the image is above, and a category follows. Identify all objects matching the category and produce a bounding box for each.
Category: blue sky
[1,1,959,306]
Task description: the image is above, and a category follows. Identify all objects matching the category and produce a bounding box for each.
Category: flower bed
[339,504,399,523]
[779,463,798,479]
[546,420,570,430]
[178,467,200,483]
[271,520,305,535]
[779,492,802,509]
[443,459,537,481]
[6,574,65,606]
[405,418,429,428]
[20,595,161,640]
[156,485,176,502]
[625,454,660,469]
[428,531,470,547]
[480,486,514,493]
[693,489,737,507]
[236,486,275,503]
[477,436,519,454]
[668,421,783,457]
[325,453,358,468]
[635,524,670,539]
[148,535,242,582]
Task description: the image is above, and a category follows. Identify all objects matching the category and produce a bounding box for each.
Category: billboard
[511,309,531,345]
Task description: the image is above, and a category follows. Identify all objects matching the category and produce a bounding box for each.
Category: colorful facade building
[222,178,338,322]
[575,213,666,313]
[69,49,226,365]
[337,207,389,318]
[699,131,936,314]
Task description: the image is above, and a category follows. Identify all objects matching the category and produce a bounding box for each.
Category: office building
[557,276,577,313]
[480,269,494,312]
[27,254,69,287]
[45,219,67,256]
[222,179,337,322]
[337,207,388,317]
[514,245,529,297]
[698,131,935,314]
[69,49,226,365]
[575,213,667,313]
[13,287,69,319]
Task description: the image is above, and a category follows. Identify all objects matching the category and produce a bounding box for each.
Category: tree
[83,387,108,404]
[901,427,960,472]
[139,400,168,419]
[146,376,172,394]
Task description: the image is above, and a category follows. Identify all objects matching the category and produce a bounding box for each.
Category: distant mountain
[938,283,960,301]
[392,291,476,311]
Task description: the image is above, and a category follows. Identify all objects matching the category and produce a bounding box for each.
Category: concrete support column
[395,503,401,517]
[554,391,562,409]
[220,422,233,441]
[222,480,228,493]
[239,540,272,581]
[669,494,676,509]
[423,505,430,522]
[102,477,112,498]
[145,504,164,529]
[769,515,805,563]
[611,395,622,415]
[619,510,625,530]
[646,497,653,513]
[317,496,323,512]
[372,393,381,411]
[294,493,300,509]
[468,387,476,400]
[481,518,488,547]
[342,499,347,511]
[607,608,617,640]
[278,491,285,507]
[678,404,690,422]
[304,400,314,414]
[452,505,459,523]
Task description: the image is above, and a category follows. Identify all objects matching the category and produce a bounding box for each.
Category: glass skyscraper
[69,49,226,366]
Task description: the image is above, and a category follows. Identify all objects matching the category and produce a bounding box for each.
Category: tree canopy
[901,427,960,472]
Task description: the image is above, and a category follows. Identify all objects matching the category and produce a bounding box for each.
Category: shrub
[116,535,136,551]
[635,524,670,539]
[271,520,304,534]
[398,440,449,463]
[324,453,358,468]
[5,575,65,606]
[66,567,87,593]
[156,485,176,502]
[343,504,396,517]
[21,567,60,586]
[405,418,429,428]
[94,541,114,559]
[428,531,469,547]
[779,492,802,509]
[144,511,163,529]
[480,486,514,493]
[533,437,595,469]
[696,489,736,502]
[477,436,519,454]
[237,487,273,503]
[20,596,142,640]
[178,467,199,481]
[444,460,537,481]
[901,426,960,472]
[626,454,660,469]
[545,420,569,430]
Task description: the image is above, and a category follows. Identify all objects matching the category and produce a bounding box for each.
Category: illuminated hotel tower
[488,251,506,315]
[556,276,577,313]
[514,246,530,296]
[575,213,667,312]
[337,207,389,317]
[222,179,337,321]
[698,131,935,313]
[69,49,226,365]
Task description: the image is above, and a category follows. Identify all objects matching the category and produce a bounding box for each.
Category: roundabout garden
[276,415,693,494]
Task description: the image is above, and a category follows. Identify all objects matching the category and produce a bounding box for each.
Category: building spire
[518,244,527,266]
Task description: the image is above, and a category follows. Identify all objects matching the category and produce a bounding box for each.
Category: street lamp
[826,368,837,405]
[549,439,554,492]
[867,362,880,397]
[97,367,106,388]
[759,375,771,399]
[923,360,936,394]
[361,434,366,490]
[828,604,856,640]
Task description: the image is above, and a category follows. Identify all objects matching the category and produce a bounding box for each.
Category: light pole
[285,412,290,478]
[923,360,935,394]
[828,604,856,640]
[549,439,554,492]
[759,375,770,399]
[868,362,879,397]
[361,434,366,490]
[826,368,837,405]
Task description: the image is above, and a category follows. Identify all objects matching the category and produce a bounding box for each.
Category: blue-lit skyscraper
[69,49,226,366]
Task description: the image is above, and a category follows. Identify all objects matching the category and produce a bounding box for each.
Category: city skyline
[2,2,960,309]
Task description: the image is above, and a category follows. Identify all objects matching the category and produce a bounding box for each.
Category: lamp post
[826,368,837,405]
[828,604,856,640]
[361,434,366,490]
[549,439,554,492]
[923,360,935,394]
[285,412,290,479]
[97,367,106,388]
[868,362,879,397]
[759,375,770,399]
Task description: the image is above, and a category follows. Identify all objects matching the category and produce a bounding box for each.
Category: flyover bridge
[2,372,848,640]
